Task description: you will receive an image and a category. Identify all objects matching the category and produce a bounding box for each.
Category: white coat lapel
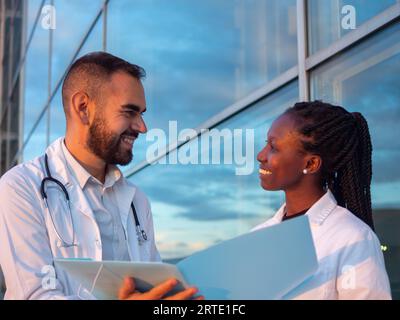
[44,138,96,223]
[114,178,137,233]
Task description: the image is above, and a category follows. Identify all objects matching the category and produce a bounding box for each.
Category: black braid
[284,101,374,230]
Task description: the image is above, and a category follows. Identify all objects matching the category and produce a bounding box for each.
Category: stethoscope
[40,153,148,248]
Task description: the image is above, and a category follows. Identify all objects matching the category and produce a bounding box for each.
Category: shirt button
[95,239,101,248]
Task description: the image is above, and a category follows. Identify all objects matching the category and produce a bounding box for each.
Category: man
[0,52,199,300]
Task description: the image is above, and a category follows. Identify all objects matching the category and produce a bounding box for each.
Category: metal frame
[18,0,27,164]
[296,0,309,102]
[0,0,5,168]
[47,0,54,147]
[102,0,107,51]
[5,0,15,169]
[3,0,400,174]
[0,0,5,125]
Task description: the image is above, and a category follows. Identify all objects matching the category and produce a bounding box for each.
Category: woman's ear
[305,155,322,174]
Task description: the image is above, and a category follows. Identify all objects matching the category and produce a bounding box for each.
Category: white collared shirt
[253,190,392,300]
[61,141,129,261]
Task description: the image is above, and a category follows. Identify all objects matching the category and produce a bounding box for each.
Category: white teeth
[259,169,272,175]
[122,136,134,145]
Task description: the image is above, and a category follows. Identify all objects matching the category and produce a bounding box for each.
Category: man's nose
[133,115,147,134]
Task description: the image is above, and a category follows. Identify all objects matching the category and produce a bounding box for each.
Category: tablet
[54,259,189,300]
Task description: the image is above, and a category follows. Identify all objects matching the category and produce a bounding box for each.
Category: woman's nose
[257,146,267,163]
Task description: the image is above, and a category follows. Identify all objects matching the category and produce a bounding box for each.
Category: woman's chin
[260,181,280,191]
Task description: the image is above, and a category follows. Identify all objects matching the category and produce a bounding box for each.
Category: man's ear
[71,91,90,125]
[305,155,322,174]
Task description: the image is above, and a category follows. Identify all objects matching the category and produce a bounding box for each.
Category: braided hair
[284,101,374,230]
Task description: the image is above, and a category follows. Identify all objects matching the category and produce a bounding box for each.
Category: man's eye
[125,111,137,116]
[125,111,145,116]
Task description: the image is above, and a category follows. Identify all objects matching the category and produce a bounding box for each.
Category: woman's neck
[284,186,326,217]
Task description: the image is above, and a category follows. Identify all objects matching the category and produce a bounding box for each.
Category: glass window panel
[108,0,297,168]
[1,0,24,171]
[51,0,103,90]
[49,17,103,143]
[128,81,298,261]
[311,22,400,298]
[9,0,23,80]
[48,86,64,144]
[22,112,47,162]
[308,0,397,54]
[23,5,49,153]
[8,85,21,168]
[26,0,45,38]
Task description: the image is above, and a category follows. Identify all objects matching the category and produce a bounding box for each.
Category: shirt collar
[103,164,122,189]
[273,189,338,226]
[61,139,122,189]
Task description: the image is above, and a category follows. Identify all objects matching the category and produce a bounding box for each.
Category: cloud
[156,237,209,260]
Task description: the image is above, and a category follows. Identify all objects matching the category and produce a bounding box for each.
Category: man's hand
[118,277,204,300]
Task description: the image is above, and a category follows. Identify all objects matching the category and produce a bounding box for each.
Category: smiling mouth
[259,169,272,175]
[121,135,136,146]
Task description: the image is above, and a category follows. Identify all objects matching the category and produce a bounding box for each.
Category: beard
[86,113,137,166]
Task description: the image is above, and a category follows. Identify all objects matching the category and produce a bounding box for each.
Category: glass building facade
[0,0,399,298]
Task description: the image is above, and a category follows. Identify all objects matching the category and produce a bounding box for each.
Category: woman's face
[257,114,309,191]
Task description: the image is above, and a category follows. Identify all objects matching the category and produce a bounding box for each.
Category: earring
[303,169,308,175]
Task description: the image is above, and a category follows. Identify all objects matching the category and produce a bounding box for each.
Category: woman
[254,101,391,299]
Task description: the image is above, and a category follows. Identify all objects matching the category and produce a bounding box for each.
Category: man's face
[87,71,147,165]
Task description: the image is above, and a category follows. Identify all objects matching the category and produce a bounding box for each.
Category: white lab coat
[253,190,392,299]
[0,137,161,299]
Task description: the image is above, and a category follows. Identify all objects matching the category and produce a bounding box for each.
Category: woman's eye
[265,140,274,149]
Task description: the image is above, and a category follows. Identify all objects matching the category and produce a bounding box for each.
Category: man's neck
[64,136,107,184]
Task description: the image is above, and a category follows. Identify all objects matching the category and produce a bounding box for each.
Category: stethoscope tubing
[40,153,148,247]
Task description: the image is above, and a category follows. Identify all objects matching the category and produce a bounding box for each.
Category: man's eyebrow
[121,104,146,113]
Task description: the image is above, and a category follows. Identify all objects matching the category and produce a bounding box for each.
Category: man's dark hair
[284,101,374,230]
[61,51,145,112]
